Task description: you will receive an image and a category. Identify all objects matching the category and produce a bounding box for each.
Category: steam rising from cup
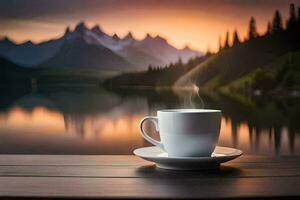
[180,84,205,109]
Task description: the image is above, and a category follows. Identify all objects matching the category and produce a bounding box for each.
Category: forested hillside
[176,4,300,94]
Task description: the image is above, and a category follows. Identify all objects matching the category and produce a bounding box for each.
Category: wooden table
[0,155,299,199]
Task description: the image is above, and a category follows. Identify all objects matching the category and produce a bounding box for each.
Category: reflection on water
[0,87,299,155]
[219,118,300,155]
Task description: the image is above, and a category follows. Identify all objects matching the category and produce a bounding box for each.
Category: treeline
[147,56,207,74]
[218,3,300,51]
[104,55,208,88]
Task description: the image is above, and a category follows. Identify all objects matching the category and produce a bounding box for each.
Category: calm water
[0,86,299,155]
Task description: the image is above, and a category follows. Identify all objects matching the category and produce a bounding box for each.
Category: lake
[0,86,299,155]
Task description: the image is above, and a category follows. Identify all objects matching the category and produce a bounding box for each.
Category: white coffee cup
[139,109,221,157]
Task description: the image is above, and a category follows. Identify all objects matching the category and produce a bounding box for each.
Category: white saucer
[133,146,243,170]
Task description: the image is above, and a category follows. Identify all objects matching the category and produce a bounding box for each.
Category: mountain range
[0,21,201,71]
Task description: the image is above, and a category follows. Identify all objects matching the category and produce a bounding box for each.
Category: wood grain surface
[0,155,299,199]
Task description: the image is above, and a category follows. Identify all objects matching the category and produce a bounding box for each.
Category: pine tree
[148,64,153,72]
[272,10,283,33]
[287,3,296,29]
[266,22,272,35]
[232,30,241,46]
[206,45,212,56]
[224,31,230,48]
[218,36,223,51]
[248,17,258,39]
[177,58,183,67]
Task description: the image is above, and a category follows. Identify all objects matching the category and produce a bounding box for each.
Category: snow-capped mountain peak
[65,27,71,35]
[145,33,152,39]
[123,32,135,41]
[154,35,167,43]
[91,25,107,37]
[74,21,88,33]
[112,34,120,41]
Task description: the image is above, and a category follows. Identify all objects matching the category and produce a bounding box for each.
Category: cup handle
[139,116,164,150]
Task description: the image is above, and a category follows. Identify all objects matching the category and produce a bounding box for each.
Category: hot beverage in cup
[139,109,221,157]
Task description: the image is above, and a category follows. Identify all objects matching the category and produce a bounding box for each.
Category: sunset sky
[0,0,299,52]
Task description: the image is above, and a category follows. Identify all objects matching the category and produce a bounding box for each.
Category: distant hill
[0,21,201,71]
[175,32,293,87]
[0,37,64,67]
